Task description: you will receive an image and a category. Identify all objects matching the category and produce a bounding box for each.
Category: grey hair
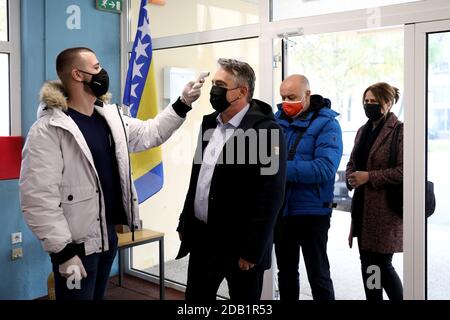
[218,58,256,102]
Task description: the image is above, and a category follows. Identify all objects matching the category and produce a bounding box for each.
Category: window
[0,0,20,136]
[286,27,404,213]
[280,27,404,299]
[123,0,260,299]
[129,0,259,39]
[432,86,450,104]
[0,0,9,135]
[0,0,7,41]
[286,27,404,127]
[0,53,9,136]
[427,30,450,299]
[272,0,421,21]
[122,0,450,300]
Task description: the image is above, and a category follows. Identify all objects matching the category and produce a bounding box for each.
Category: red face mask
[282,100,304,117]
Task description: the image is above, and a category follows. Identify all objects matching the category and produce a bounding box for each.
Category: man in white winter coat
[19,47,204,300]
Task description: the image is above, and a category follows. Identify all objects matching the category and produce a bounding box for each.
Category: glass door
[127,37,260,299]
[281,26,405,299]
[426,26,450,300]
[405,19,450,300]
[124,0,260,299]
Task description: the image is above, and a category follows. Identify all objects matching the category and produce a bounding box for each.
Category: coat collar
[37,80,111,118]
[368,112,400,158]
[199,99,276,152]
[277,107,339,130]
[202,98,275,132]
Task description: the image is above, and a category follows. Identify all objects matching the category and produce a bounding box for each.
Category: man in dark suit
[176,58,287,301]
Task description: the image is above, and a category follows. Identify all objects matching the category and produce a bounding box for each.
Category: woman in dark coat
[346,82,403,300]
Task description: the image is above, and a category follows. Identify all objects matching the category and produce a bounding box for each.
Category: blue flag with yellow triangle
[123,0,163,204]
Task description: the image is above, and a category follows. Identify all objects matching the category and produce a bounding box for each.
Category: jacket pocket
[60,186,99,241]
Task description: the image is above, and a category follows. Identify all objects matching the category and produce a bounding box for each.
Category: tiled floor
[105,275,185,300]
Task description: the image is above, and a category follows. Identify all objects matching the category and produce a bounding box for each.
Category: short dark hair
[217,58,256,102]
[56,47,94,82]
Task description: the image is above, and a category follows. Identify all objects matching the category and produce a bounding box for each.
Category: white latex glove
[181,80,204,106]
[59,255,87,279]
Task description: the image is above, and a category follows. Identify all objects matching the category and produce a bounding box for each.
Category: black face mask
[79,68,109,98]
[364,103,384,121]
[209,85,239,112]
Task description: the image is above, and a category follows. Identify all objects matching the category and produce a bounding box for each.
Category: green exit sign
[96,0,123,13]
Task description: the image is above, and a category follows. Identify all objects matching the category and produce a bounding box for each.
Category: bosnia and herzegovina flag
[123,0,163,204]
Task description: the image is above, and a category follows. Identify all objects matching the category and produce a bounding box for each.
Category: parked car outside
[333,130,357,212]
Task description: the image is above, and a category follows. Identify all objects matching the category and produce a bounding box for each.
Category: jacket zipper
[97,179,105,252]
[116,105,136,241]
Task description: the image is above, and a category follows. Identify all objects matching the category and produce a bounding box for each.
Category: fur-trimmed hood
[37,80,112,119]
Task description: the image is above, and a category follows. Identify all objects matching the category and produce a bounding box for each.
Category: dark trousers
[52,224,118,300]
[274,214,335,301]
[185,219,265,302]
[358,244,403,301]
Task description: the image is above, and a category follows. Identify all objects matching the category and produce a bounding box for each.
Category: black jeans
[185,218,265,302]
[274,214,335,301]
[359,244,403,300]
[52,224,118,300]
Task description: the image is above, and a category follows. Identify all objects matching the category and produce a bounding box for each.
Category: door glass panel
[272,0,421,22]
[427,30,450,300]
[0,0,7,41]
[283,27,404,299]
[130,38,259,299]
[130,0,259,39]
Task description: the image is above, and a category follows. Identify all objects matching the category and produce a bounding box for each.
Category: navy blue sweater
[67,108,127,226]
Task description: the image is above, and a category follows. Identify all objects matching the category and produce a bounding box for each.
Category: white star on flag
[131,83,139,98]
[138,17,151,38]
[132,61,145,79]
[135,37,149,60]
[143,4,152,15]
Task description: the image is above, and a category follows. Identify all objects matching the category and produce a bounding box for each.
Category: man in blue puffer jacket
[274,74,343,300]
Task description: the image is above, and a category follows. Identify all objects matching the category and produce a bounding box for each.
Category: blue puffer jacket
[276,95,343,216]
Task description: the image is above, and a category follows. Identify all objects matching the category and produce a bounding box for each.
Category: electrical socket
[11,232,22,245]
[11,247,23,260]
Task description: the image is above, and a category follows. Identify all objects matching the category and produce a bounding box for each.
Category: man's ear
[240,86,249,99]
[71,69,83,82]
[305,89,312,98]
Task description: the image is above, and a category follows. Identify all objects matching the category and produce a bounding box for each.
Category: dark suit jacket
[176,99,287,270]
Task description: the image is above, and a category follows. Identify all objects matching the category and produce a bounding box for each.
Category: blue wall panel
[44,0,121,103]
[0,180,51,300]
